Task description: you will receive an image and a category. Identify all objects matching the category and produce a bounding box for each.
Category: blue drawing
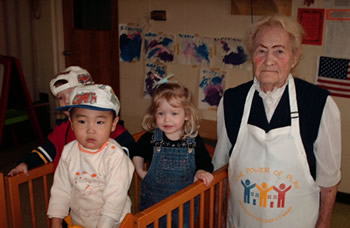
[220,39,247,65]
[199,73,224,107]
[144,33,175,63]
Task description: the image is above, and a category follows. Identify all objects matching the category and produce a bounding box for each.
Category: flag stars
[319,56,349,80]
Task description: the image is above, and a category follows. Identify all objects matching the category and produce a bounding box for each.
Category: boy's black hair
[69,107,117,119]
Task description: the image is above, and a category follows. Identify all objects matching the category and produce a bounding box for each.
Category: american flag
[316,56,350,98]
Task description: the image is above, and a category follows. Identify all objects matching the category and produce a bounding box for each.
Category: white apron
[227,77,320,228]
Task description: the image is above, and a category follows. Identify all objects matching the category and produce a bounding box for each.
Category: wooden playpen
[1,125,227,228]
[119,164,228,228]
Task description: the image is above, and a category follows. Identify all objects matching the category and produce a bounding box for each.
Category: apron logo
[237,167,300,223]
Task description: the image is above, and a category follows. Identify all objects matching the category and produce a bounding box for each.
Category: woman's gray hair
[244,15,305,60]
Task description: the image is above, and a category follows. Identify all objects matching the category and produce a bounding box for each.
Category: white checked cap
[56,84,120,116]
[50,66,93,96]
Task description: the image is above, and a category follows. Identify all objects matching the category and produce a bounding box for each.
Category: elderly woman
[212,15,341,228]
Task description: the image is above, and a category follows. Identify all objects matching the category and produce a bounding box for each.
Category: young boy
[48,84,134,228]
[8,66,135,176]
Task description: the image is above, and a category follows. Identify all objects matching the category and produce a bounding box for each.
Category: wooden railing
[0,131,224,227]
[120,165,228,228]
[5,163,54,228]
[1,164,227,228]
[0,172,9,228]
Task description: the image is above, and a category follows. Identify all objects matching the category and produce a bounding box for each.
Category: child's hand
[138,170,148,180]
[194,170,214,186]
[132,156,148,179]
[8,163,29,176]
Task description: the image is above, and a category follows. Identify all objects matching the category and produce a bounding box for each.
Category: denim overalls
[140,128,197,228]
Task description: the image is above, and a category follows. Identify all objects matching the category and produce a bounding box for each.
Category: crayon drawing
[198,68,225,110]
[177,34,212,66]
[213,37,247,68]
[144,63,167,98]
[119,24,142,62]
[144,33,175,63]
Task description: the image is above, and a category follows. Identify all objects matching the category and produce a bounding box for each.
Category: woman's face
[252,25,298,92]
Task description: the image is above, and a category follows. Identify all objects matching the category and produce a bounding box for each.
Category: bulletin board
[298,8,325,45]
[231,0,292,16]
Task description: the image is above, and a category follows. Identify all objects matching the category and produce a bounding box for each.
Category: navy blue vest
[223,77,330,180]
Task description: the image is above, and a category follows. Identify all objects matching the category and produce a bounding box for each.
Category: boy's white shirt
[47,138,135,228]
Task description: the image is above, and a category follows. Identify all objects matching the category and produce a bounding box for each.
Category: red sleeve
[48,120,76,170]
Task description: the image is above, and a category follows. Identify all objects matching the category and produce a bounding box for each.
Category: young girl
[132,82,214,227]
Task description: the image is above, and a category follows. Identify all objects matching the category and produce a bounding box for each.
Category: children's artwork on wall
[119,24,142,62]
[144,63,167,98]
[198,68,226,111]
[144,33,175,63]
[213,37,247,68]
[176,34,212,67]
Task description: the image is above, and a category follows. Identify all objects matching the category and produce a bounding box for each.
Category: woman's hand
[194,169,214,186]
[51,217,63,228]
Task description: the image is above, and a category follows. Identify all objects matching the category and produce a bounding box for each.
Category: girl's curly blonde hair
[142,82,200,139]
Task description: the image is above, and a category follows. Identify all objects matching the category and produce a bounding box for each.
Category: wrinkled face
[70,108,118,150]
[56,87,75,117]
[252,25,297,92]
[155,98,188,141]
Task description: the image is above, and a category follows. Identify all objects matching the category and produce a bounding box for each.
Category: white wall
[118,0,350,193]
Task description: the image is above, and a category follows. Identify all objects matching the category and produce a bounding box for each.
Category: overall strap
[186,136,196,153]
[154,128,163,152]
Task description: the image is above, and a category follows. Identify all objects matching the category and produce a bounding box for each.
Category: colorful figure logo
[241,179,292,209]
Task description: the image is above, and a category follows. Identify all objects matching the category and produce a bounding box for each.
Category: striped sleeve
[18,138,57,169]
